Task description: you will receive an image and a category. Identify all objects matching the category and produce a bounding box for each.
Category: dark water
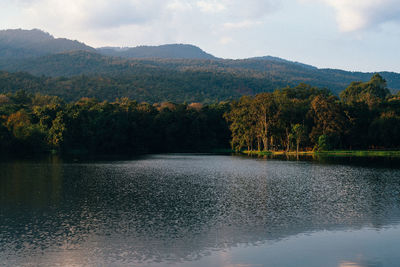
[1,154,400,267]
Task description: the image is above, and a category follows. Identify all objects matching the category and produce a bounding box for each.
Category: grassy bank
[316,150,400,157]
[243,150,400,157]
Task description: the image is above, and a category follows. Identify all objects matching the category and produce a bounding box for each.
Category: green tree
[253,93,277,151]
[309,95,349,149]
[340,74,390,108]
[292,123,305,153]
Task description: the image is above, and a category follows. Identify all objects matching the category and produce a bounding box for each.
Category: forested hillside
[0,70,279,103]
[1,29,400,103]
[0,29,94,59]
[97,44,216,59]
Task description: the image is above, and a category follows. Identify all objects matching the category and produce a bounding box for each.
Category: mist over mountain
[0,29,399,103]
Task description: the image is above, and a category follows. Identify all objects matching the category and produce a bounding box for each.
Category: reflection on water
[1,154,400,266]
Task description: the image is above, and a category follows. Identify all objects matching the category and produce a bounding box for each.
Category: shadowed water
[1,154,400,266]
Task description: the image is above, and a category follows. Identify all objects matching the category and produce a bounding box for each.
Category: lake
[1,154,400,267]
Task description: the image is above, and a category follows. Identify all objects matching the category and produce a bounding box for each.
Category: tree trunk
[262,117,269,151]
[286,128,290,152]
[270,136,274,151]
[262,136,268,151]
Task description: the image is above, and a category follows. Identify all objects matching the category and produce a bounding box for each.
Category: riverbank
[243,150,400,157]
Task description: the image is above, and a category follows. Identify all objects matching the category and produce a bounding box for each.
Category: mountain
[4,50,399,95]
[97,44,216,60]
[0,29,400,103]
[0,29,215,61]
[0,29,95,59]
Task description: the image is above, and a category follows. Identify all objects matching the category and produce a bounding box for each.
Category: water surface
[1,154,400,266]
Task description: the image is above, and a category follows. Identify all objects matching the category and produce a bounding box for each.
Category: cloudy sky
[1,0,400,72]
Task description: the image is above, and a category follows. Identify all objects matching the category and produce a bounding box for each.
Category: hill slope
[97,44,216,59]
[0,29,400,103]
[2,50,399,96]
[0,29,95,59]
[0,69,279,103]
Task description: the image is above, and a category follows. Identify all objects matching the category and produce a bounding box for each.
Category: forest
[0,68,278,104]
[0,73,399,156]
[226,74,400,152]
[3,51,400,98]
[0,92,230,155]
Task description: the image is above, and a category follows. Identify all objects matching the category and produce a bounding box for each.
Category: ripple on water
[1,155,400,266]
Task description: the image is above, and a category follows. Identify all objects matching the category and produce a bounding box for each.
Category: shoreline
[242,150,400,157]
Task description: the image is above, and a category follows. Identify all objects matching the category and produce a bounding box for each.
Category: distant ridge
[0,29,95,59]
[0,28,400,103]
[249,56,317,70]
[97,44,217,60]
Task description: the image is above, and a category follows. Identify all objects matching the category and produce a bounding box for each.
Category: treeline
[0,92,230,155]
[1,73,399,156]
[225,74,400,152]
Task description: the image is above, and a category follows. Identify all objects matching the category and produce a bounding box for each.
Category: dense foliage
[0,92,230,155]
[1,74,399,156]
[225,74,400,152]
[2,51,399,101]
[0,69,279,103]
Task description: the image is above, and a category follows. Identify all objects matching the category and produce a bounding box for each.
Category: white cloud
[224,0,278,20]
[18,0,167,30]
[167,0,193,12]
[195,0,278,20]
[311,0,400,32]
[2,0,280,48]
[197,1,226,13]
[83,0,164,28]
[219,36,233,45]
[21,0,86,29]
[223,20,262,30]
[13,0,278,29]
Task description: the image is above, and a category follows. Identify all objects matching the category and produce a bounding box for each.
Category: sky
[1,0,400,72]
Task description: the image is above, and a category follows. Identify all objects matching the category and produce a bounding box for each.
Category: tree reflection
[1,155,400,265]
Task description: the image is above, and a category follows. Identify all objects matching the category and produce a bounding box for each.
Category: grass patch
[243,150,400,157]
[316,150,400,157]
[244,150,273,156]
